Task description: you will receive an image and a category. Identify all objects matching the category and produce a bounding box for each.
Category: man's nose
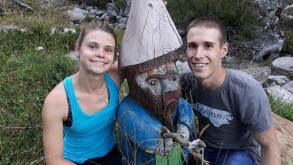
[188,47,204,60]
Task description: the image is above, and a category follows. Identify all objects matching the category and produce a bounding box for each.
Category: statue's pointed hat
[119,0,183,71]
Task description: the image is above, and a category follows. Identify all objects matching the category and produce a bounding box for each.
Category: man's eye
[205,43,212,48]
[89,45,95,49]
[148,79,159,86]
[187,43,197,49]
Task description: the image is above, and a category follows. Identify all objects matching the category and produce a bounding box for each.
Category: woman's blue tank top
[63,73,119,164]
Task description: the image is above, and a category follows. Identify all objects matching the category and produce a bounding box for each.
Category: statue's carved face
[135,62,180,96]
[133,62,181,131]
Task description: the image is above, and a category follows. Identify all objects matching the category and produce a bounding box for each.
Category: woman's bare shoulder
[42,81,68,119]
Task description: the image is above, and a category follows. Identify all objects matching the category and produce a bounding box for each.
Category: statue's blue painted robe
[118,95,195,165]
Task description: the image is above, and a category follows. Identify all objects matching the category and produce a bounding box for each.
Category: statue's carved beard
[128,79,181,132]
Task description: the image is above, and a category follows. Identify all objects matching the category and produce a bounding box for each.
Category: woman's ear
[75,44,80,59]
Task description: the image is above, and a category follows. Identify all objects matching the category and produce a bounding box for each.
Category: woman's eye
[105,49,113,53]
[148,79,159,86]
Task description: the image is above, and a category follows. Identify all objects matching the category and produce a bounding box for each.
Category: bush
[283,36,293,54]
[167,0,258,40]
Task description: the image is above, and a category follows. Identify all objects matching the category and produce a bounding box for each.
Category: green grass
[269,96,293,122]
[0,19,78,164]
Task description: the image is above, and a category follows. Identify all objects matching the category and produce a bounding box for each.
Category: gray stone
[240,66,271,85]
[63,28,76,34]
[266,85,293,104]
[281,4,293,21]
[96,10,104,16]
[0,25,26,32]
[100,13,108,20]
[106,3,119,17]
[176,60,191,76]
[66,51,78,61]
[255,39,284,61]
[89,8,98,16]
[114,23,126,30]
[282,81,293,95]
[268,75,290,85]
[272,57,293,77]
[66,7,88,22]
[123,0,132,16]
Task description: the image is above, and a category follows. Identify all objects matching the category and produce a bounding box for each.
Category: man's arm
[42,86,76,165]
[253,125,280,165]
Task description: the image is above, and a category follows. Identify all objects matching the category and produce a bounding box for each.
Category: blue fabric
[204,146,257,165]
[118,96,195,165]
[63,73,119,164]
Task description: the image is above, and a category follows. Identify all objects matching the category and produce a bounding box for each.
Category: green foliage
[0,20,77,164]
[113,0,125,11]
[269,96,293,122]
[283,37,293,54]
[167,0,258,40]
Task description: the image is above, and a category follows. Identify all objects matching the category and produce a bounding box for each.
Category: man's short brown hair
[186,16,227,45]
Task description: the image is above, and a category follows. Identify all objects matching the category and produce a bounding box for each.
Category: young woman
[42,21,122,165]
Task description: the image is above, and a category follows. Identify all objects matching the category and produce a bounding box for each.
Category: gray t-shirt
[181,69,273,160]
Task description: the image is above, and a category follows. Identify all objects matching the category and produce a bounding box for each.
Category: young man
[181,16,281,165]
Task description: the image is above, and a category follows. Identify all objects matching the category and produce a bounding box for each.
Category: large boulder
[281,4,293,22]
[266,85,293,104]
[240,66,271,85]
[272,57,293,78]
[282,81,293,95]
[273,114,293,165]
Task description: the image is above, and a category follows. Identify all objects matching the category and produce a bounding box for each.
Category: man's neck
[199,68,227,91]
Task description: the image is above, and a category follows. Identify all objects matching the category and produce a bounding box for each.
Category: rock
[50,26,56,35]
[63,28,77,34]
[35,47,44,51]
[123,0,132,16]
[66,7,88,23]
[282,81,293,95]
[272,114,293,165]
[0,25,26,32]
[176,60,191,75]
[255,39,284,61]
[89,8,98,16]
[281,4,293,21]
[268,75,290,85]
[114,23,126,30]
[272,57,293,78]
[240,66,271,85]
[66,51,78,61]
[266,85,293,104]
[106,3,119,17]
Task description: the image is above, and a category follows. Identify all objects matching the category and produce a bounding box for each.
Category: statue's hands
[176,123,190,141]
[154,126,173,156]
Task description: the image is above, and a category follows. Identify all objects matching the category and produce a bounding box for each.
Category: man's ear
[221,42,229,58]
[75,44,80,58]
